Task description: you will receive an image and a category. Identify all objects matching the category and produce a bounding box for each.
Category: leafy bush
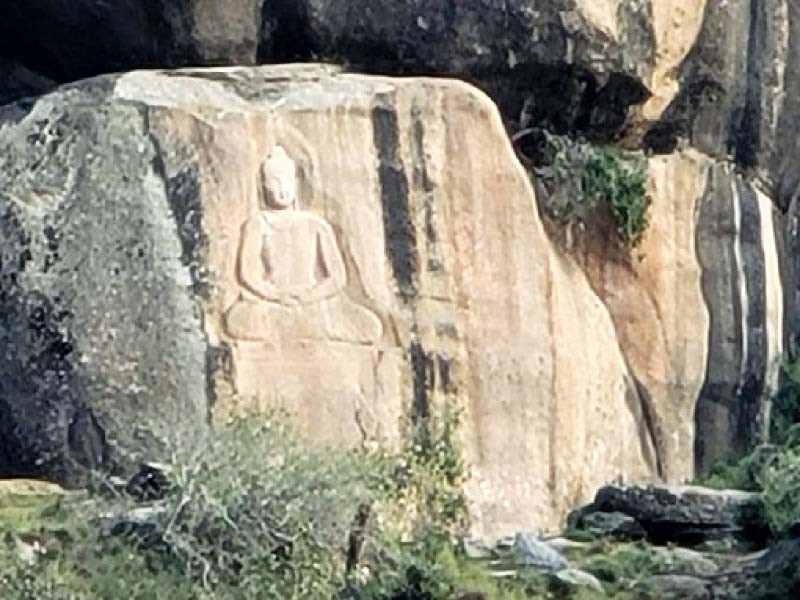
[390,399,468,538]
[581,147,649,246]
[351,539,562,600]
[770,356,800,444]
[757,445,800,535]
[694,451,764,492]
[0,559,69,600]
[146,411,385,598]
[534,132,651,246]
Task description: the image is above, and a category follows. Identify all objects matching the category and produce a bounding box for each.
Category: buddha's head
[261,145,297,210]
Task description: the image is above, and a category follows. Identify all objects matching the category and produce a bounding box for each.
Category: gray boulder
[513,532,569,571]
[551,568,604,594]
[0,74,209,482]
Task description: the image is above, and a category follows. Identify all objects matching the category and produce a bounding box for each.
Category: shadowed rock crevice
[737,181,768,445]
[259,0,318,62]
[0,1,195,84]
[2,1,656,143]
[733,0,765,169]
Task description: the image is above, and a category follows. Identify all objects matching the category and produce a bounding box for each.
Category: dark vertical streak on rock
[737,179,768,444]
[205,343,232,424]
[628,374,664,479]
[410,103,443,273]
[165,166,209,298]
[144,110,209,297]
[734,0,764,167]
[409,341,430,424]
[372,95,417,302]
[411,107,434,195]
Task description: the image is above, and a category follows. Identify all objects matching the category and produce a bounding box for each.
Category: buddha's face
[262,146,297,209]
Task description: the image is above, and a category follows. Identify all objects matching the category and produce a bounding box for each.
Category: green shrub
[0,558,69,600]
[694,451,763,492]
[535,133,651,247]
[757,447,800,534]
[149,411,385,599]
[581,147,649,246]
[0,413,390,600]
[349,539,551,600]
[391,399,469,538]
[770,356,800,444]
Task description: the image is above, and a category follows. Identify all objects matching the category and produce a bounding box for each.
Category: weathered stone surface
[587,484,766,545]
[0,64,658,534]
[563,150,710,481]
[641,5,800,470]
[694,166,785,471]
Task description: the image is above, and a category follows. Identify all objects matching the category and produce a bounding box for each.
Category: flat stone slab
[586,484,766,545]
[0,479,68,496]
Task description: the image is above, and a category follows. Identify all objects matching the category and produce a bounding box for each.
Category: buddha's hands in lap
[278,285,320,307]
[278,289,305,307]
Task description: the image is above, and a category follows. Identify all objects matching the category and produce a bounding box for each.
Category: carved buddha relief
[224,145,382,345]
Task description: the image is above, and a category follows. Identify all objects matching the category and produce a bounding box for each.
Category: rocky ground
[3,474,799,599]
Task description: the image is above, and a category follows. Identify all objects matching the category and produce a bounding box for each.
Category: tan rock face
[116,65,657,535]
[567,151,710,482]
[560,148,786,480]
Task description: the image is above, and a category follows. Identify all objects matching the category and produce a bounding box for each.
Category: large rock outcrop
[639,0,800,471]
[0,65,658,535]
[2,0,800,529]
